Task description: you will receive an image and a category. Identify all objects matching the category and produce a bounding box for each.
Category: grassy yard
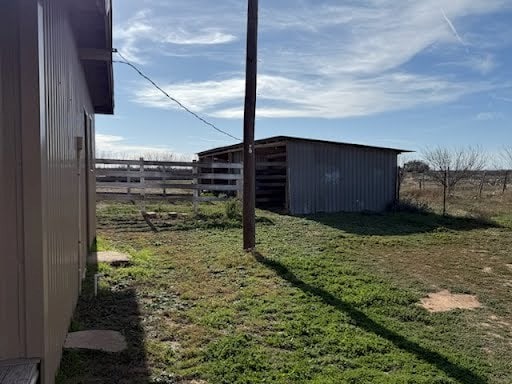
[57,194,512,384]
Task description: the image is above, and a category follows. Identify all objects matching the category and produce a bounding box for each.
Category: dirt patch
[419,290,481,313]
[88,251,131,265]
[64,330,127,352]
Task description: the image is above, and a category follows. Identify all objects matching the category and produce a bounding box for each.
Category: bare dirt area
[88,251,131,264]
[419,290,481,312]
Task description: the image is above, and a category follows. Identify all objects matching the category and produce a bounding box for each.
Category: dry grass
[401,174,512,218]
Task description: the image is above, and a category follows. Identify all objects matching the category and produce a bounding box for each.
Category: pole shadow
[253,252,487,384]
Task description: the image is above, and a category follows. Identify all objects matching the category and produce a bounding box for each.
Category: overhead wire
[113,50,241,141]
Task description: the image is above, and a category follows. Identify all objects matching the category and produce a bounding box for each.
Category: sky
[96,0,512,162]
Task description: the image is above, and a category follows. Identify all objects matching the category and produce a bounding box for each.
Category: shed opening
[199,142,288,211]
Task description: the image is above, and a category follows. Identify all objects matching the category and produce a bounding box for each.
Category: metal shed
[198,136,410,215]
[0,0,113,383]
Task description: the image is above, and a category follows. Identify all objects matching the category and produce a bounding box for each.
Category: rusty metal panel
[287,141,398,214]
[0,0,25,359]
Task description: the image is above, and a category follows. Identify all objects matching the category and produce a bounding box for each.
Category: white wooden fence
[96,158,243,204]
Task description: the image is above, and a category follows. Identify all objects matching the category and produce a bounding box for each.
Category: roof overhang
[198,136,413,157]
[68,0,114,114]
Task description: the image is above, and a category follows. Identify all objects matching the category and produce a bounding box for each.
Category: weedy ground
[57,189,512,384]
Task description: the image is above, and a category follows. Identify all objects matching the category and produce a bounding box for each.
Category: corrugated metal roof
[197,135,412,156]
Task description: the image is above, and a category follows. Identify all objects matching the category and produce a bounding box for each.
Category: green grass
[57,200,512,384]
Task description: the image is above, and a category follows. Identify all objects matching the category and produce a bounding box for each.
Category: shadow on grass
[98,212,275,233]
[305,211,500,236]
[253,252,488,384]
[57,260,150,384]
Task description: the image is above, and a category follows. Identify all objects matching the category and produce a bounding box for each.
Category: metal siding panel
[288,142,298,214]
[0,1,24,358]
[16,0,47,365]
[367,150,375,210]
[39,1,96,382]
[287,142,300,214]
[287,143,297,214]
[344,147,351,211]
[287,141,398,214]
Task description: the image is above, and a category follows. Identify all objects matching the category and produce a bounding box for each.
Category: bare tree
[501,146,512,193]
[143,151,176,162]
[423,146,487,215]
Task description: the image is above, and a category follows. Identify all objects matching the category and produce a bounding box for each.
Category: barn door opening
[255,144,288,211]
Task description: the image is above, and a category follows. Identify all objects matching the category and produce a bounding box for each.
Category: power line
[113,50,241,142]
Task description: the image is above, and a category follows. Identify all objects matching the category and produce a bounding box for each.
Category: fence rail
[96,158,243,205]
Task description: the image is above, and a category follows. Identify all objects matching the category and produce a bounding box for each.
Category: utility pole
[243,0,258,251]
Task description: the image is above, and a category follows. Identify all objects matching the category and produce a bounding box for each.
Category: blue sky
[96,0,512,161]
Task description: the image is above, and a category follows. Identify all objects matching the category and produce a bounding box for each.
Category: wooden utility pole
[243,0,258,251]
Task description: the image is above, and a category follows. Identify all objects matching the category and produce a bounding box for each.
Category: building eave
[68,0,114,115]
[197,136,413,157]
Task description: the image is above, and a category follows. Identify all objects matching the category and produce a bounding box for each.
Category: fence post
[193,160,198,214]
[443,169,448,216]
[127,162,132,199]
[503,171,509,194]
[237,166,243,199]
[140,157,145,209]
[163,165,167,198]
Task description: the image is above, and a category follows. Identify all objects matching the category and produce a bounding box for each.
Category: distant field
[401,172,512,217]
[58,191,512,383]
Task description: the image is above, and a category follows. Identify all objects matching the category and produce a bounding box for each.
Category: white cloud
[438,54,498,75]
[134,78,245,111]
[133,73,492,119]
[468,54,498,74]
[114,9,237,63]
[257,0,508,76]
[115,10,153,64]
[119,0,511,118]
[476,112,504,121]
[161,29,236,45]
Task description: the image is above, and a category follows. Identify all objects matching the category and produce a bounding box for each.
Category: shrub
[404,160,430,173]
[388,199,432,214]
[225,199,242,220]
